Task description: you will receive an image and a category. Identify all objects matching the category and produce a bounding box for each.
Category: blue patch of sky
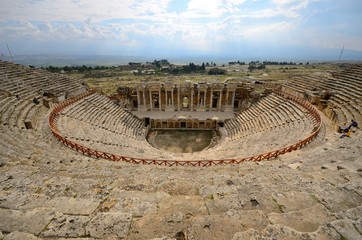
[0,21,18,27]
[168,0,189,14]
[300,1,361,34]
[145,10,156,16]
[309,0,362,22]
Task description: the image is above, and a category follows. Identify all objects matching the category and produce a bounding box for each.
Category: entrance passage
[147,130,214,153]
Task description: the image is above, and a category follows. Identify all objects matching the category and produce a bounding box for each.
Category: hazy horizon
[1,52,362,67]
[1,51,362,67]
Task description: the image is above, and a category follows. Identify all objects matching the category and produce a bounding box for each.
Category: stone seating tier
[60,93,145,140]
[37,88,316,162]
[327,79,361,101]
[282,64,362,129]
[0,60,86,98]
[224,93,310,140]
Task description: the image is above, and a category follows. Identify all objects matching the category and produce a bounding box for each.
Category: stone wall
[115,82,259,113]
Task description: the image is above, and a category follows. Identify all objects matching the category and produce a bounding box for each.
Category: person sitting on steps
[33,97,40,105]
[348,119,358,130]
[338,120,358,134]
[340,128,350,139]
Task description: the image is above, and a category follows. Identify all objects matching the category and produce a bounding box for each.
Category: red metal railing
[48,89,321,167]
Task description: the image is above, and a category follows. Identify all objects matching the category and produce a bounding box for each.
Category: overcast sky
[1,0,362,60]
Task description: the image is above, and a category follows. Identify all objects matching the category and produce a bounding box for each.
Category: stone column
[225,90,229,106]
[209,89,213,110]
[177,87,180,111]
[218,90,223,111]
[203,90,206,106]
[142,90,146,105]
[166,90,168,106]
[171,90,174,106]
[197,89,200,107]
[149,90,153,111]
[159,90,161,111]
[190,89,194,111]
[232,90,236,108]
[137,90,141,106]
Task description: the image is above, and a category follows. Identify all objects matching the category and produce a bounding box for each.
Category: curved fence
[48,89,322,167]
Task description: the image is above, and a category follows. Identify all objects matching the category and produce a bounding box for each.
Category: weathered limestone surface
[45,197,101,215]
[0,61,361,239]
[3,231,41,240]
[1,125,360,240]
[231,225,341,240]
[86,212,133,238]
[0,208,54,235]
[41,213,90,238]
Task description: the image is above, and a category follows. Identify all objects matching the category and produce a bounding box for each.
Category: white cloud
[272,0,310,18]
[0,0,305,53]
[181,0,226,18]
[0,0,361,55]
[0,0,172,22]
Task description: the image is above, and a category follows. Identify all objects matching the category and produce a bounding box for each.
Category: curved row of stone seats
[0,94,47,130]
[324,65,362,127]
[65,136,165,160]
[329,75,361,91]
[0,61,96,164]
[154,112,314,161]
[282,75,328,98]
[57,112,166,160]
[52,90,313,160]
[327,77,361,102]
[281,64,361,128]
[212,118,314,159]
[0,60,87,99]
[59,92,145,140]
[23,103,47,130]
[0,102,92,168]
[326,100,361,128]
[224,93,310,140]
[51,90,314,161]
[332,64,362,82]
[57,117,309,161]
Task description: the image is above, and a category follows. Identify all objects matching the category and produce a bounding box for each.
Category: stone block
[86,212,132,238]
[41,213,90,238]
[268,204,335,232]
[4,231,40,240]
[45,197,101,215]
[0,208,53,235]
[330,219,362,240]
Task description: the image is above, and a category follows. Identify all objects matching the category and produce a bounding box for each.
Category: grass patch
[67,63,341,94]
[207,194,214,200]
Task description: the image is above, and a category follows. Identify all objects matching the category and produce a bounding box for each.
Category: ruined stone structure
[116,82,265,130]
[118,82,257,113]
[150,118,218,130]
